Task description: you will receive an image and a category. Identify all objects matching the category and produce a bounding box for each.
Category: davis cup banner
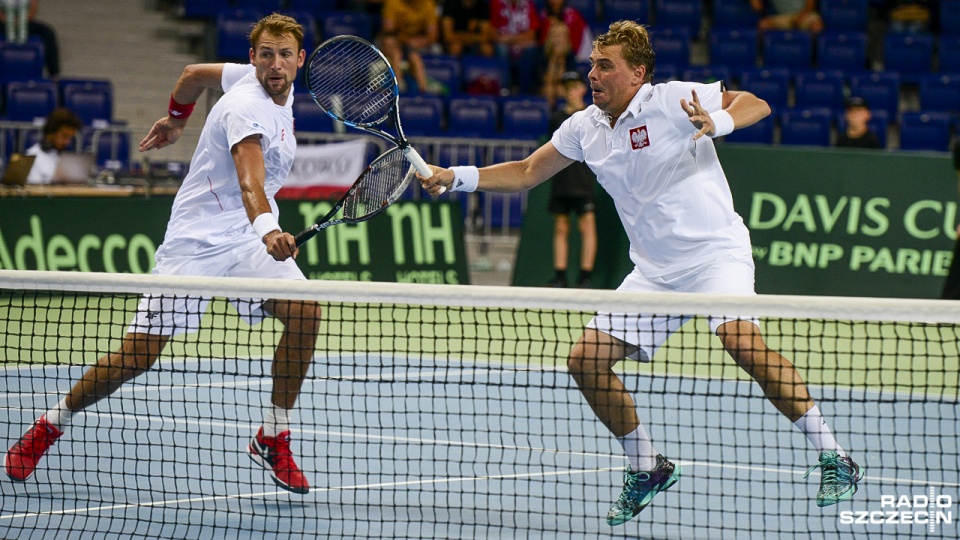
[719,146,956,298]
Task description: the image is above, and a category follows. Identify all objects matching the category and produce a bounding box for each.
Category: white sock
[617,424,659,471]
[263,405,292,438]
[44,398,75,430]
[794,405,844,456]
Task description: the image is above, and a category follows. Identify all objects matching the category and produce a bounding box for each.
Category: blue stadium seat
[501,97,551,140]
[91,130,131,173]
[63,85,112,127]
[941,0,960,35]
[422,54,462,94]
[883,31,934,83]
[281,11,317,51]
[653,62,680,83]
[681,66,730,84]
[217,9,262,62]
[448,96,499,137]
[709,28,759,71]
[723,114,775,144]
[232,0,280,11]
[819,0,869,31]
[649,26,692,67]
[898,112,952,152]
[461,55,510,96]
[837,109,889,148]
[605,0,651,24]
[323,12,372,40]
[4,80,57,123]
[712,0,759,29]
[180,0,230,19]
[794,70,846,114]
[918,73,960,113]
[437,144,483,167]
[780,108,833,147]
[939,35,960,73]
[479,192,526,229]
[286,0,338,11]
[763,31,813,69]
[816,32,868,71]
[739,68,790,111]
[59,78,112,109]
[849,71,901,117]
[399,95,445,136]
[0,41,44,83]
[292,95,336,133]
[654,0,702,35]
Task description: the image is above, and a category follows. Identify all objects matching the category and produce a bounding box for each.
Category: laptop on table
[1,154,37,187]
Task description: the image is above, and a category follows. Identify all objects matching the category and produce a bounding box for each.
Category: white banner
[285,139,368,188]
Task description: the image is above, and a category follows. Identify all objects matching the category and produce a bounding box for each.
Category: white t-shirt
[162,63,297,246]
[24,142,59,184]
[550,80,752,278]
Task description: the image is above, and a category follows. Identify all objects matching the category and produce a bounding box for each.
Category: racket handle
[295,225,319,247]
[403,146,446,194]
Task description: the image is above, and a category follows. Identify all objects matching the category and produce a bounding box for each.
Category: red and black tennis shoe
[5,415,63,482]
[247,427,310,494]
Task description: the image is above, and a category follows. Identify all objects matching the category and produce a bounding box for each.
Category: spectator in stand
[751,0,824,33]
[378,0,443,94]
[0,0,61,79]
[539,0,590,105]
[441,0,494,57]
[835,97,882,150]
[491,0,541,94]
[24,108,82,184]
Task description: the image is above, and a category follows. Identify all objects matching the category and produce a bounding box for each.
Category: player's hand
[263,231,298,261]
[418,165,454,197]
[680,89,715,140]
[139,116,187,152]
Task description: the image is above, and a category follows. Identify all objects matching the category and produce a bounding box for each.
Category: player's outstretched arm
[419,143,573,196]
[139,63,227,152]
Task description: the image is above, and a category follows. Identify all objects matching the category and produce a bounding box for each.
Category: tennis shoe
[804,450,863,507]
[606,454,681,526]
[247,428,309,494]
[4,415,63,482]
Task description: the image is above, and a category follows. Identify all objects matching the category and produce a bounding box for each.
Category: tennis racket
[304,35,436,185]
[294,146,416,247]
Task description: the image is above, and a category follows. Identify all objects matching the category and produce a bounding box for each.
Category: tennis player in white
[420,20,863,525]
[5,14,319,495]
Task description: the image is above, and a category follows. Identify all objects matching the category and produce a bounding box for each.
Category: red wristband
[168,94,196,119]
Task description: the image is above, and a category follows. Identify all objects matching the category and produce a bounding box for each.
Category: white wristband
[448,166,479,192]
[252,212,280,240]
[710,110,735,138]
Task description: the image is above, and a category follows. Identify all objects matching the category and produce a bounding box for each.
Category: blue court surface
[1,356,957,539]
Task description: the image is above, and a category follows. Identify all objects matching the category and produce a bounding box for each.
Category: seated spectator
[751,0,824,33]
[378,0,443,94]
[836,97,883,149]
[884,0,933,32]
[25,107,83,184]
[0,0,61,79]
[491,0,541,94]
[441,0,494,57]
[539,0,590,105]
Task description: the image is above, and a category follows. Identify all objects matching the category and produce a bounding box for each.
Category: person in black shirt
[547,71,597,288]
[440,0,494,56]
[836,96,883,149]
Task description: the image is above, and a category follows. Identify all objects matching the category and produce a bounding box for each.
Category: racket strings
[342,148,411,220]
[307,38,396,126]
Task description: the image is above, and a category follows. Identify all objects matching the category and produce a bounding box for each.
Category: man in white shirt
[24,108,83,184]
[5,14,319,496]
[421,20,863,525]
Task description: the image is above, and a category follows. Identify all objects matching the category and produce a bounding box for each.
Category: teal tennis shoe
[606,454,681,526]
[804,450,863,507]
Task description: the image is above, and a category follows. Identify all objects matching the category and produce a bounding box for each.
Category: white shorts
[586,258,759,361]
[128,237,306,336]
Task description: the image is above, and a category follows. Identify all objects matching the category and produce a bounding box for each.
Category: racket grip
[403,146,445,194]
[295,226,319,247]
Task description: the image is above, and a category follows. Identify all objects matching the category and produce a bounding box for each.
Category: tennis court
[1,275,958,538]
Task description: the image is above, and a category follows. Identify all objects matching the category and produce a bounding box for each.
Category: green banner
[514,146,957,298]
[0,197,469,284]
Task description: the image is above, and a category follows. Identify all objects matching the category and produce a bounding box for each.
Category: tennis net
[0,270,958,539]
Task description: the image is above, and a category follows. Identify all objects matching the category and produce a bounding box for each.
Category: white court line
[1,467,621,521]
